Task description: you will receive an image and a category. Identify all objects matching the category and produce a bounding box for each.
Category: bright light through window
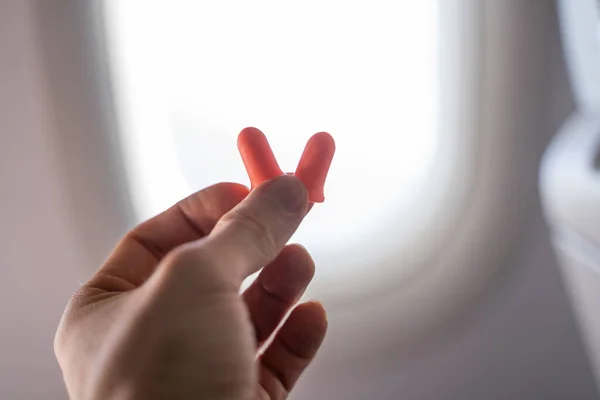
[103,1,439,277]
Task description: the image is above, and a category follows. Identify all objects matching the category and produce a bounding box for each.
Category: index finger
[89,182,249,292]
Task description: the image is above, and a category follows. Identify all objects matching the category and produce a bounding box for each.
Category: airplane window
[102,1,439,286]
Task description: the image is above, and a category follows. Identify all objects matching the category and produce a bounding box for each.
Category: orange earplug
[237,127,335,203]
[237,127,284,189]
[294,132,336,202]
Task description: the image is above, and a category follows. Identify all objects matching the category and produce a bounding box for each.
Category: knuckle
[163,244,204,268]
[157,244,232,291]
[225,207,278,261]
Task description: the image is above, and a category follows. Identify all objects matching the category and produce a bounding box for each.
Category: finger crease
[87,273,138,293]
[176,201,207,238]
[261,357,293,393]
[127,231,164,261]
[277,334,314,362]
[259,280,296,307]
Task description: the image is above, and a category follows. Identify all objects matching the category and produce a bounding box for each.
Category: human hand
[55,175,327,400]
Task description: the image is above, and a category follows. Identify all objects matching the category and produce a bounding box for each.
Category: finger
[90,182,249,291]
[205,175,309,284]
[129,182,250,259]
[259,301,328,399]
[243,244,315,347]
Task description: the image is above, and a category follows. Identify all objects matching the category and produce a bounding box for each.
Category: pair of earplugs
[237,127,335,203]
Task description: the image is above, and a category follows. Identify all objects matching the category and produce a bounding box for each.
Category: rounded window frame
[37,0,560,367]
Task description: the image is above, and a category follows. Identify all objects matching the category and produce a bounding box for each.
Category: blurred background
[2,0,600,399]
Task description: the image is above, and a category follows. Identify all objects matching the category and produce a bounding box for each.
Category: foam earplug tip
[237,128,335,203]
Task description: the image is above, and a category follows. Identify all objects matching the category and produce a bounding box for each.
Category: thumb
[201,175,309,283]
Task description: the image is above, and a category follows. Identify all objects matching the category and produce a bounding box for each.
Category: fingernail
[259,175,308,213]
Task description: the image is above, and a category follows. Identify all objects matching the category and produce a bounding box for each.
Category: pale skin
[55,175,327,400]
